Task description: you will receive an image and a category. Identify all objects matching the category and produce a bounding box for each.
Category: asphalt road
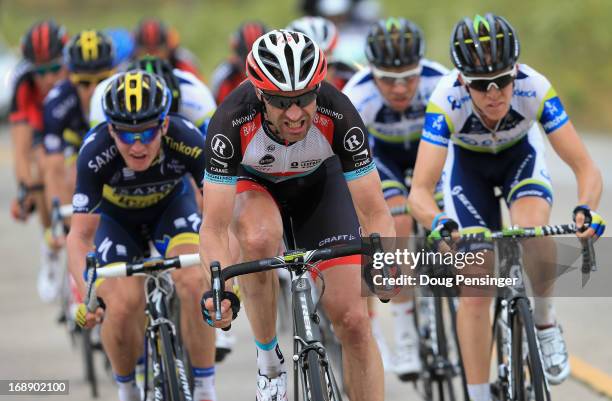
[0,128,609,401]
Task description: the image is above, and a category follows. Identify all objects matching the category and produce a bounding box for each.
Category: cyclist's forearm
[199,225,233,282]
[67,231,93,298]
[10,126,34,185]
[44,155,71,210]
[407,186,444,229]
[574,162,603,209]
[360,209,396,238]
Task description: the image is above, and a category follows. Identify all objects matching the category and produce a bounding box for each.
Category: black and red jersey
[203,80,375,186]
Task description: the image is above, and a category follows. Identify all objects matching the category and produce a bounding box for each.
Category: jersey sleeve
[72,131,105,214]
[321,83,376,181]
[42,87,68,155]
[203,99,242,186]
[536,82,569,134]
[168,116,207,188]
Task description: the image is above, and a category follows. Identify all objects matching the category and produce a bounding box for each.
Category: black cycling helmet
[130,56,180,113]
[102,71,171,128]
[64,30,115,72]
[232,21,268,65]
[365,17,424,68]
[21,20,69,64]
[450,13,520,75]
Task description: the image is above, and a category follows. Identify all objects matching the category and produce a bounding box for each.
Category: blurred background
[0,0,611,131]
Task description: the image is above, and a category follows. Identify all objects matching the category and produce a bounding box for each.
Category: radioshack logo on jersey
[343,127,365,152]
[211,134,234,159]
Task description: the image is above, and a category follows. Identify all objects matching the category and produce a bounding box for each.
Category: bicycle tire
[511,298,549,401]
[159,324,190,401]
[81,328,99,398]
[303,350,332,401]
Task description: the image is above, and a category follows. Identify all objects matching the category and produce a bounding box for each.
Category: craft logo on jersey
[343,127,365,152]
[211,134,234,159]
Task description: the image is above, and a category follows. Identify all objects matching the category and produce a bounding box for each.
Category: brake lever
[210,261,222,322]
[84,252,100,312]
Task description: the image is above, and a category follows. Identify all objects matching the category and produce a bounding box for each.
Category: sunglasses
[259,86,319,110]
[371,64,422,86]
[69,70,114,88]
[461,67,517,92]
[33,63,62,76]
[112,123,163,145]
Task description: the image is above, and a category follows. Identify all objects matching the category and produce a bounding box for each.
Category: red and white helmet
[286,16,338,55]
[246,29,327,92]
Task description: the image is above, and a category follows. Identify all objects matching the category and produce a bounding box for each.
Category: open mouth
[130,154,147,160]
[284,118,306,130]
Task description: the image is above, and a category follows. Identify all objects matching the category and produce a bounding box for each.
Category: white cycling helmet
[246,29,327,92]
[286,16,338,55]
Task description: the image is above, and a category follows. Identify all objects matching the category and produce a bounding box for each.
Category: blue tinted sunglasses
[113,124,162,145]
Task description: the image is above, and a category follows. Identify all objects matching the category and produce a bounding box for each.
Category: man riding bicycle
[199,29,394,401]
[66,71,217,401]
[42,30,115,228]
[343,16,449,379]
[9,20,69,302]
[408,13,606,401]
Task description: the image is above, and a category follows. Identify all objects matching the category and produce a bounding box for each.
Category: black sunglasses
[260,86,319,110]
[33,63,62,76]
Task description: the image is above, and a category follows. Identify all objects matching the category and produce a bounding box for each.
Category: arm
[199,181,236,275]
[66,213,100,297]
[43,153,72,212]
[10,123,35,186]
[547,121,602,209]
[347,170,395,238]
[407,141,448,229]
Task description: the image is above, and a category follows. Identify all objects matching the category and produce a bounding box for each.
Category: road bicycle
[82,252,201,401]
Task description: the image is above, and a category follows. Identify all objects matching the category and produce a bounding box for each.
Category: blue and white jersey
[422,63,569,153]
[342,59,448,198]
[89,68,216,135]
[342,59,449,147]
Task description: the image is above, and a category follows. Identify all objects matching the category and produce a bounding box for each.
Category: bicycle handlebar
[82,252,202,313]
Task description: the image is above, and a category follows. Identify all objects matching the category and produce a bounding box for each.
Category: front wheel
[510,298,549,401]
[302,350,342,401]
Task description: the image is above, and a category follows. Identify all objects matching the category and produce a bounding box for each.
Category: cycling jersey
[42,79,89,163]
[203,80,376,186]
[9,62,45,140]
[422,64,569,153]
[72,114,205,214]
[422,64,563,232]
[89,69,216,134]
[210,61,245,104]
[343,60,448,198]
[327,60,356,91]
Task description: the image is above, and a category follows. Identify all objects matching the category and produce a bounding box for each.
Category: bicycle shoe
[536,324,570,385]
[256,371,288,401]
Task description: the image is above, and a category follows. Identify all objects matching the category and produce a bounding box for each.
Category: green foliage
[2,0,610,131]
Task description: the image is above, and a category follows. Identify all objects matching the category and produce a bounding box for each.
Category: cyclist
[199,29,394,401]
[407,14,605,401]
[133,17,202,80]
[9,20,69,302]
[342,16,448,379]
[104,27,135,70]
[42,30,115,225]
[286,16,355,90]
[210,21,268,104]
[88,55,237,363]
[66,71,217,401]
